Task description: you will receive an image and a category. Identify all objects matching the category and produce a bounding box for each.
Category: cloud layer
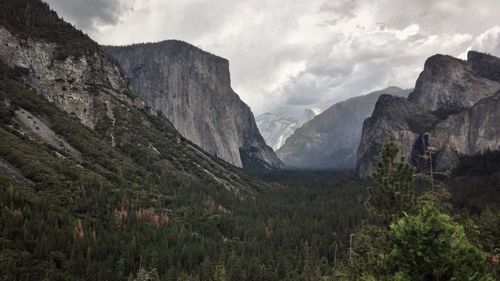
[45,0,500,117]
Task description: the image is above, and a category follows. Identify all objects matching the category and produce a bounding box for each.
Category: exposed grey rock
[296,108,322,128]
[356,94,420,178]
[357,51,500,178]
[0,25,139,145]
[0,23,262,192]
[256,108,321,151]
[14,108,82,160]
[256,113,297,151]
[429,90,500,170]
[408,53,500,111]
[277,87,411,170]
[103,42,283,170]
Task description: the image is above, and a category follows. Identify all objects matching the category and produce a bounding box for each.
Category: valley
[0,0,499,280]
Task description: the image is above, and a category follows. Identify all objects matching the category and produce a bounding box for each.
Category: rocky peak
[104,42,283,170]
[297,108,322,128]
[467,51,500,82]
[408,52,500,111]
[357,51,500,178]
[0,0,264,192]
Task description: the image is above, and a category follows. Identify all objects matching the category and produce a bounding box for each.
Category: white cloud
[44,0,500,117]
[465,26,500,57]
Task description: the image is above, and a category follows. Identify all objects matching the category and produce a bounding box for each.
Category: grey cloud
[44,0,132,29]
[369,0,500,35]
[43,0,500,117]
[318,0,358,26]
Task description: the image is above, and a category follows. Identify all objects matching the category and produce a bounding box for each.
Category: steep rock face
[0,5,263,192]
[104,43,282,170]
[256,108,321,151]
[0,26,139,139]
[278,87,411,170]
[356,94,420,178]
[256,113,297,151]
[429,91,500,170]
[408,53,500,111]
[357,52,500,178]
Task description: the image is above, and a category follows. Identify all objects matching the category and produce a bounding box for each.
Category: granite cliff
[256,108,321,151]
[277,87,410,170]
[0,0,264,191]
[103,43,283,170]
[357,52,500,178]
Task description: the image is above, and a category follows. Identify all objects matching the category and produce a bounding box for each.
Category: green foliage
[0,59,369,280]
[387,204,492,281]
[213,265,228,281]
[365,141,416,225]
[340,141,496,281]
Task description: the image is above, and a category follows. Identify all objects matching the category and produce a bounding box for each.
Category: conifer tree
[365,141,416,225]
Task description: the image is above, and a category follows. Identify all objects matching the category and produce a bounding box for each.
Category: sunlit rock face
[256,108,321,151]
[104,42,283,170]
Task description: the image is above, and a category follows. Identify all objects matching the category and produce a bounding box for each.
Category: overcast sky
[45,0,500,117]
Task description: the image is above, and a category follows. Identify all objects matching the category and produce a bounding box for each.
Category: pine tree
[365,141,416,225]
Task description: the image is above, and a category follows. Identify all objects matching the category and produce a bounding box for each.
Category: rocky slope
[277,87,410,170]
[0,0,264,192]
[103,43,283,170]
[256,108,321,151]
[357,52,500,178]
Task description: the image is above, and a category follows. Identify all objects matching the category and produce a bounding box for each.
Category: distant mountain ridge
[277,87,411,170]
[103,42,283,170]
[256,108,322,151]
[357,52,500,178]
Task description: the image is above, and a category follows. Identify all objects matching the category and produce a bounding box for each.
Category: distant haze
[45,0,500,116]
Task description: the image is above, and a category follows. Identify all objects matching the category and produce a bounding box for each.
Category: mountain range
[1,0,500,279]
[275,87,411,170]
[357,51,500,178]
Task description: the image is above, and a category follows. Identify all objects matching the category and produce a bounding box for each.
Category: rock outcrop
[0,0,266,191]
[0,25,140,143]
[357,52,500,178]
[103,43,283,170]
[256,108,321,151]
[277,87,411,170]
[256,113,297,151]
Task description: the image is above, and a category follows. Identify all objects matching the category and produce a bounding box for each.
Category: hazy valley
[0,0,499,280]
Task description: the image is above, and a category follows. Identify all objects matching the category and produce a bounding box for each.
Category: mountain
[0,0,265,193]
[276,87,411,170]
[103,43,283,170]
[0,2,365,280]
[357,52,500,178]
[297,108,322,128]
[255,108,321,151]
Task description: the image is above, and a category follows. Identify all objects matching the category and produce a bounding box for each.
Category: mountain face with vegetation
[357,52,500,178]
[1,1,500,280]
[103,43,283,171]
[256,108,321,151]
[0,1,367,280]
[276,87,411,170]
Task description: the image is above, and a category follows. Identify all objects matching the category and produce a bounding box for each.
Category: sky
[45,0,500,117]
